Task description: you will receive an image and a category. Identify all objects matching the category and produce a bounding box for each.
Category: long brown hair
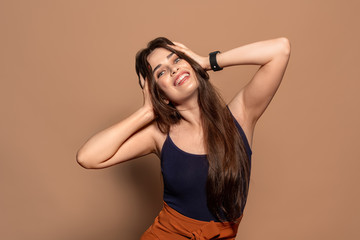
[135,37,250,222]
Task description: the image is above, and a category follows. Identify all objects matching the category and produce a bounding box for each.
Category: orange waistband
[141,202,242,240]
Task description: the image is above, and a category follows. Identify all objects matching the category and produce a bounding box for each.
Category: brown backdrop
[1,0,359,239]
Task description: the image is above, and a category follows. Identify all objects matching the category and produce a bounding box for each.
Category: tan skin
[76,37,291,169]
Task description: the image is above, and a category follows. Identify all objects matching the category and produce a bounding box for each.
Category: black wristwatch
[209,51,223,72]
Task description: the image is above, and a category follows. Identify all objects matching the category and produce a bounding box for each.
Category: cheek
[156,76,173,90]
[155,81,171,99]
[156,80,166,92]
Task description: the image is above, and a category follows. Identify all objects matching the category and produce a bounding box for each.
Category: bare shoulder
[147,121,167,157]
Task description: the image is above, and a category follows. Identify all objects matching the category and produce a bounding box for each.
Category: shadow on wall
[114,155,163,239]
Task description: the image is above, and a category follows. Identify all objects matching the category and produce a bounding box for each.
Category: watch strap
[209,51,223,71]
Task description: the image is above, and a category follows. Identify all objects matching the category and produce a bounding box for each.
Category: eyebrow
[152,52,175,74]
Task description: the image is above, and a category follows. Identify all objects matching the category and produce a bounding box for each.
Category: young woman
[76,37,291,239]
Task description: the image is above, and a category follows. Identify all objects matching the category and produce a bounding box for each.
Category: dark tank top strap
[160,134,171,160]
[226,105,252,156]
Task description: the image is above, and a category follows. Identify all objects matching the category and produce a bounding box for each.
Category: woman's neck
[175,100,202,128]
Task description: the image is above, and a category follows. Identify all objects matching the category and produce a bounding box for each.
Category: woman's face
[147,48,199,105]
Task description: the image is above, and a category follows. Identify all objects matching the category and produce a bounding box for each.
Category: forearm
[76,107,154,168]
[209,37,290,69]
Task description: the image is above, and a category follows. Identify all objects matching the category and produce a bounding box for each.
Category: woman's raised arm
[171,38,290,123]
[171,37,290,145]
[219,38,291,128]
[76,79,158,169]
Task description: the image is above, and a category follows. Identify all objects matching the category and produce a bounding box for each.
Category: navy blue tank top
[160,109,252,222]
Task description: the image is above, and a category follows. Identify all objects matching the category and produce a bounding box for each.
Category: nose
[170,65,179,75]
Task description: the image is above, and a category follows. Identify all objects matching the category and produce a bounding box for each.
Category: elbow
[278,37,291,56]
[76,151,98,169]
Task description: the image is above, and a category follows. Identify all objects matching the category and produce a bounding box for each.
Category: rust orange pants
[140,202,242,240]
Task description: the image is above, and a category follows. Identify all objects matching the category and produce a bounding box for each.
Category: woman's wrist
[202,56,211,71]
[140,105,155,122]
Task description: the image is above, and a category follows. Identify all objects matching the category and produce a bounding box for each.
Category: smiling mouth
[174,72,190,86]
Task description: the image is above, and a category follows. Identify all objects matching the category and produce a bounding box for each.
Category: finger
[170,44,185,52]
[171,43,191,56]
[173,41,188,49]
[138,75,145,89]
[143,77,151,91]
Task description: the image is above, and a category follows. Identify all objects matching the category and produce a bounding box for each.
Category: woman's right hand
[171,42,210,71]
[77,75,157,169]
[141,75,155,120]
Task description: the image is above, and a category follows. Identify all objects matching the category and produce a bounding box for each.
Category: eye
[157,70,165,78]
[174,57,181,63]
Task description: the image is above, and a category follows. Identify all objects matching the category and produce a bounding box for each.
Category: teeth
[176,73,189,85]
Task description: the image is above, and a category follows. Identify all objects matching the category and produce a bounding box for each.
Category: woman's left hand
[171,42,210,71]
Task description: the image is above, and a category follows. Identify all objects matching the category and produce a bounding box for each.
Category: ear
[159,92,170,104]
[162,97,170,104]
